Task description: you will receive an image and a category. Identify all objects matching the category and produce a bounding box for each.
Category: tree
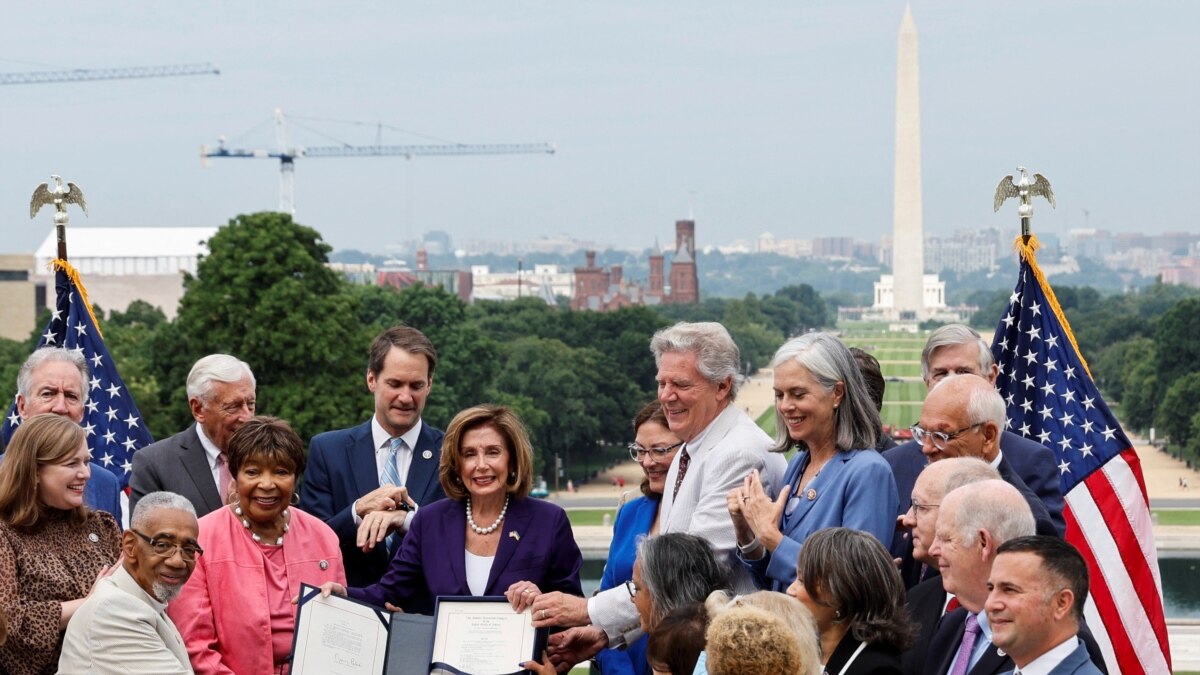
[151,212,365,442]
[1155,297,1200,400]
[1155,372,1200,448]
[101,301,172,438]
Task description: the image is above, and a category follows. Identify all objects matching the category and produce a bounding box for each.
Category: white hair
[17,347,89,406]
[650,322,744,399]
[186,354,255,402]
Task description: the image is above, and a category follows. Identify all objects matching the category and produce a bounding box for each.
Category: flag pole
[30,174,89,262]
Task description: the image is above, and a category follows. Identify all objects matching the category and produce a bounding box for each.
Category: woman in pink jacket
[169,417,345,675]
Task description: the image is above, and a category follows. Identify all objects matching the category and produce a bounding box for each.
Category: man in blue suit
[301,326,446,587]
[986,536,1105,675]
[3,348,123,523]
[886,325,1064,576]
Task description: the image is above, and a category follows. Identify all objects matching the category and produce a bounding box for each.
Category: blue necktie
[380,437,405,553]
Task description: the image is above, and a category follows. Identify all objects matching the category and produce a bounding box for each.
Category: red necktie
[945,596,960,613]
[671,445,691,501]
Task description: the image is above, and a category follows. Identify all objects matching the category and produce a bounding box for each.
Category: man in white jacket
[58,492,200,675]
[545,321,787,667]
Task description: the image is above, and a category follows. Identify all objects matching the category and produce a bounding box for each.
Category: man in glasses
[59,491,200,674]
[884,325,1063,585]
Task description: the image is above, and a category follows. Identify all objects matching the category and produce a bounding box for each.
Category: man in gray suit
[130,355,256,517]
[59,491,200,674]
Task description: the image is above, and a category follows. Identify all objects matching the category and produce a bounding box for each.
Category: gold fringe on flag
[48,258,104,340]
[1012,235,1090,377]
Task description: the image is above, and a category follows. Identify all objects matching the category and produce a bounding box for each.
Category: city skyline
[3,2,1197,256]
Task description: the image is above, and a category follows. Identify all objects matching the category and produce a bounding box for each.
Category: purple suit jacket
[348,496,583,615]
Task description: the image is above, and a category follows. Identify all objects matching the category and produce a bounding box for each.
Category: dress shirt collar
[989,449,1004,469]
[1011,636,1078,675]
[371,415,423,452]
[196,423,221,470]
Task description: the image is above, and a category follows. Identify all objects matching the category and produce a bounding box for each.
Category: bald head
[903,458,1001,565]
[931,480,1036,612]
[917,375,1005,463]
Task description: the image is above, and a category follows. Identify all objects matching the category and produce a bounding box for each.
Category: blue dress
[739,448,898,591]
[595,495,658,675]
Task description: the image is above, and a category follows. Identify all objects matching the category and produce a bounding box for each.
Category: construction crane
[201,109,555,214]
[0,62,219,85]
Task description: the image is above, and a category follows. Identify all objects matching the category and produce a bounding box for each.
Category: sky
[3,2,1198,257]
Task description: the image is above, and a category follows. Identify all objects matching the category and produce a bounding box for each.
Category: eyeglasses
[911,500,940,516]
[625,579,640,598]
[132,530,204,561]
[627,441,683,462]
[909,423,983,450]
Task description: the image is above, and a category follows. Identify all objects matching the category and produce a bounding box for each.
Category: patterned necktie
[380,437,405,554]
[671,445,691,501]
[949,613,981,675]
[216,453,234,503]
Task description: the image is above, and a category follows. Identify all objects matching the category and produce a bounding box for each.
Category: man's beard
[152,581,183,603]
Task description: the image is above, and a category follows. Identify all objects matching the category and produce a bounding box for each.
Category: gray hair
[17,347,89,406]
[920,324,993,381]
[639,533,729,629]
[947,480,1035,548]
[938,457,1002,495]
[186,354,255,403]
[963,378,1006,427]
[130,491,198,531]
[769,332,881,453]
[650,322,744,400]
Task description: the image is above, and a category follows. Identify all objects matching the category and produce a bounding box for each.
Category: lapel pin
[319,560,329,570]
[509,531,521,541]
[422,449,433,460]
[88,532,99,543]
[806,489,817,501]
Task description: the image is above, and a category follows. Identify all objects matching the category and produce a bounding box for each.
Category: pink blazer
[168,505,346,675]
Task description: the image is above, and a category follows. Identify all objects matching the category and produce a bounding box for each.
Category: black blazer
[900,576,948,675]
[926,608,1012,675]
[824,634,903,675]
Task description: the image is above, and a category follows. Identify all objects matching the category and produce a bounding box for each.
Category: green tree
[1155,372,1200,448]
[151,212,365,442]
[101,301,172,438]
[1155,297,1200,399]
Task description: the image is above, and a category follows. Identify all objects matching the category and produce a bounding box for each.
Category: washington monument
[892,4,924,315]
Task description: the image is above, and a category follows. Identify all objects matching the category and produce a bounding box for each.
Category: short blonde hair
[706,605,804,675]
[706,590,822,675]
[439,405,533,500]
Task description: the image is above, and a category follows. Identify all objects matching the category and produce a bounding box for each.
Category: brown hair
[368,326,438,377]
[0,414,89,531]
[633,399,673,499]
[226,416,307,478]
[646,603,708,674]
[849,347,886,412]
[439,405,533,501]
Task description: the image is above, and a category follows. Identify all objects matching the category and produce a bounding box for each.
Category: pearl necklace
[235,505,289,546]
[465,494,509,535]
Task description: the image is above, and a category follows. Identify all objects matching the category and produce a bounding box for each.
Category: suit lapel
[444,502,468,592]
[487,498,529,593]
[968,643,1011,675]
[350,421,379,498]
[180,426,222,512]
[406,424,439,504]
[663,405,737,530]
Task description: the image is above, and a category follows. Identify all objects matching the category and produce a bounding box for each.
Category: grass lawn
[566,508,618,526]
[1152,509,1200,526]
[756,407,776,436]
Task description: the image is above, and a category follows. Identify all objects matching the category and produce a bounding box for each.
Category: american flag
[2,261,154,488]
[989,236,1170,674]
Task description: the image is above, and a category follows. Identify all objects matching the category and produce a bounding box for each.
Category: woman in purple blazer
[320,404,583,615]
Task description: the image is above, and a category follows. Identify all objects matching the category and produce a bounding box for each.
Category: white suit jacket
[58,565,194,675]
[590,403,785,646]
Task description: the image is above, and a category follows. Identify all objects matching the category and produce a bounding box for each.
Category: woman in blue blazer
[729,333,898,591]
[319,405,583,615]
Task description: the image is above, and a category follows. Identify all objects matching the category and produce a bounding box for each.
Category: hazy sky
[3,2,1197,256]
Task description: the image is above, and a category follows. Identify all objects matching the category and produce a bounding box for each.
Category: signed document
[292,584,391,675]
[430,597,543,675]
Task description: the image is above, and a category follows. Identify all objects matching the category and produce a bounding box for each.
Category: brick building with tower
[571,219,699,311]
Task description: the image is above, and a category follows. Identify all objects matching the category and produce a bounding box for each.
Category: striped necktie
[380,437,404,553]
